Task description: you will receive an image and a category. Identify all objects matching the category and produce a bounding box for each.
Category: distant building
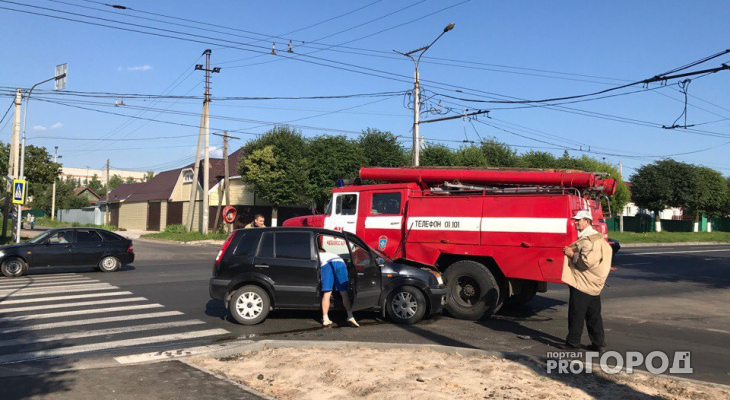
[61,167,149,184]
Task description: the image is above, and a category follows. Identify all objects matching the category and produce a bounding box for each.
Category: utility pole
[2,90,22,241]
[212,131,236,233]
[51,147,61,220]
[186,49,220,233]
[9,89,21,178]
[16,65,67,243]
[105,159,110,225]
[395,23,454,167]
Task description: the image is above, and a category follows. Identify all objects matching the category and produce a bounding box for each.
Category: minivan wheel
[98,256,120,272]
[1,257,27,278]
[386,286,427,324]
[229,285,270,325]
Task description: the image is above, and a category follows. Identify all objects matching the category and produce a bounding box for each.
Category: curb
[134,237,223,247]
[620,242,730,248]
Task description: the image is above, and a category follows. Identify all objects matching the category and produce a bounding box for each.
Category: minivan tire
[386,286,427,324]
[98,256,120,272]
[1,257,27,278]
[229,285,271,325]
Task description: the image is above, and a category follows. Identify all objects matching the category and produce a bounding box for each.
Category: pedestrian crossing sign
[12,179,26,205]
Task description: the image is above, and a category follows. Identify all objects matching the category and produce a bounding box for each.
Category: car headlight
[0,251,5,258]
[429,270,443,285]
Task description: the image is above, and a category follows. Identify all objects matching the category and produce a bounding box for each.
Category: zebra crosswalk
[0,273,230,364]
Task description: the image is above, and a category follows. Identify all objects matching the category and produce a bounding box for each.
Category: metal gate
[109,203,120,227]
[147,201,161,231]
[166,201,184,226]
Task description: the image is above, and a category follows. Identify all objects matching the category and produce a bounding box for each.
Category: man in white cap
[561,209,612,351]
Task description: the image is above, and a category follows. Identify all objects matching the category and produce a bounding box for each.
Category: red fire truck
[283,167,616,320]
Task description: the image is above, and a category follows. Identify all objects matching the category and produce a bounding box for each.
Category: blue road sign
[12,179,26,205]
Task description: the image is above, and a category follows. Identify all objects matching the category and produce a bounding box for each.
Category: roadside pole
[51,147,60,220]
[105,159,110,225]
[212,131,237,233]
[1,90,22,241]
[16,64,67,243]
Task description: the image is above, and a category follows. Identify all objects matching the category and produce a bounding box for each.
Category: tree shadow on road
[614,253,730,289]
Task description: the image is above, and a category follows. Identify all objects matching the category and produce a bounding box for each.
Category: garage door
[166,202,184,226]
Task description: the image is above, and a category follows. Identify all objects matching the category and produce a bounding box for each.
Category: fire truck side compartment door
[324,192,359,234]
[406,197,482,245]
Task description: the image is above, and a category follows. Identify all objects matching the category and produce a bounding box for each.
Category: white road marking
[115,341,249,364]
[0,275,92,285]
[0,329,230,364]
[0,303,163,322]
[0,279,94,289]
[628,248,730,256]
[0,273,83,281]
[0,297,148,313]
[0,320,207,348]
[0,291,133,305]
[0,311,184,334]
[0,284,117,297]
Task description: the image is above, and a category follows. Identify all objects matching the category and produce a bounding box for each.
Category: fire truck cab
[284,167,616,320]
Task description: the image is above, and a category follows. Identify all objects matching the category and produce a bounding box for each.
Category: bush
[164,224,187,234]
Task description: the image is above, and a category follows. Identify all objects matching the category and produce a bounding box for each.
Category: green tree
[358,128,407,167]
[87,174,106,197]
[725,177,730,216]
[142,171,155,182]
[453,145,487,167]
[630,160,698,217]
[239,126,310,210]
[480,139,518,167]
[306,135,365,209]
[518,151,558,169]
[108,174,124,190]
[24,145,61,199]
[685,167,728,218]
[125,176,136,184]
[420,143,454,166]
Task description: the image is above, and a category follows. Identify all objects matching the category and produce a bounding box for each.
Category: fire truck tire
[444,260,500,320]
[506,281,538,306]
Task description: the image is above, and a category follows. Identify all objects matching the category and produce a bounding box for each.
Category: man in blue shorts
[319,239,359,327]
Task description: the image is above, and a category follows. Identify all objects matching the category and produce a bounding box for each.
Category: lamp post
[15,65,67,243]
[395,23,455,167]
[51,147,61,220]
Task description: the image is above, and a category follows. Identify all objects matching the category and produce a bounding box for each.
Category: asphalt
[0,239,729,398]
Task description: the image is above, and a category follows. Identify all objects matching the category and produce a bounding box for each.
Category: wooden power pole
[185,49,219,233]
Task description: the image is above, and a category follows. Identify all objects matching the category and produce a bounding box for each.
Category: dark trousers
[566,286,605,348]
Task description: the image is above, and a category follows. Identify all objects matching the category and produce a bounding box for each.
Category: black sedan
[209,227,448,325]
[0,228,134,278]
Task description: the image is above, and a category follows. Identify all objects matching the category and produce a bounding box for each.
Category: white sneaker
[322,318,333,327]
[347,317,360,327]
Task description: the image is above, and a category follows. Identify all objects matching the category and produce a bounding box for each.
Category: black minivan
[209,227,447,325]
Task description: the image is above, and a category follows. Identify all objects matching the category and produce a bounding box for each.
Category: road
[0,239,728,385]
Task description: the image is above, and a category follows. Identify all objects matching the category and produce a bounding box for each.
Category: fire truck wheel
[386,286,427,324]
[444,260,500,320]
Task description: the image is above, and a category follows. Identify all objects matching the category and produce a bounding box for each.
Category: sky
[1,0,729,178]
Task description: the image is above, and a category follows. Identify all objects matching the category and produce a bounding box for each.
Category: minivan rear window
[234,231,261,256]
[275,232,311,260]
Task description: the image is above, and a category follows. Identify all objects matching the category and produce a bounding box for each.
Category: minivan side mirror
[376,257,386,267]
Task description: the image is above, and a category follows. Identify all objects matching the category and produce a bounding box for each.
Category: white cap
[572,210,593,220]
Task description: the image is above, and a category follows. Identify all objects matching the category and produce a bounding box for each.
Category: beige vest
[561,232,613,296]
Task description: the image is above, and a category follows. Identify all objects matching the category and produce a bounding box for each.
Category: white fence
[57,207,105,225]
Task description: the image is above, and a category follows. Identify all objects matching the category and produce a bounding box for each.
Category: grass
[34,217,117,232]
[142,231,229,242]
[141,224,229,242]
[609,231,730,243]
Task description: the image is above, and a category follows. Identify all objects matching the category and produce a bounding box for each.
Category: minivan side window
[371,192,401,215]
[275,232,312,260]
[234,231,261,256]
[258,232,274,258]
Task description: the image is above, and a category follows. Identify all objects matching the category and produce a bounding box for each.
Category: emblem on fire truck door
[378,235,388,250]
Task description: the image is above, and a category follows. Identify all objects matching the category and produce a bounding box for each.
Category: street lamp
[395,23,455,167]
[15,65,67,242]
[51,147,62,221]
